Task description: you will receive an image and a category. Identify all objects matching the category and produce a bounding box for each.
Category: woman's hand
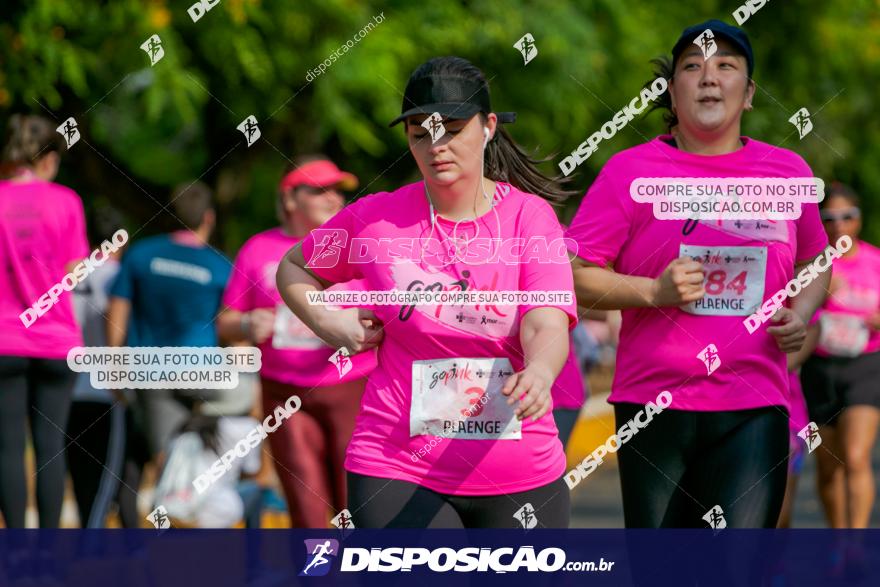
[315,307,384,353]
[767,307,807,353]
[501,362,555,422]
[652,257,706,307]
[243,308,275,345]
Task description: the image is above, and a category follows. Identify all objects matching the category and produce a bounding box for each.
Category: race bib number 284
[679,244,767,317]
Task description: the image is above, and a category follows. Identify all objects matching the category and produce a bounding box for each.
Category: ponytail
[482,115,577,204]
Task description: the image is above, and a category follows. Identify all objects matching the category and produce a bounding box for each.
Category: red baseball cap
[279,160,358,192]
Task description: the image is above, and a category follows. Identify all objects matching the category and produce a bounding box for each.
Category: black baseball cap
[671,19,754,77]
[389,58,516,127]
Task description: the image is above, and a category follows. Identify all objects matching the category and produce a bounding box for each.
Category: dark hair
[405,57,575,204]
[647,56,677,132]
[178,414,221,455]
[1,114,66,173]
[87,204,126,248]
[823,181,860,208]
[171,181,213,230]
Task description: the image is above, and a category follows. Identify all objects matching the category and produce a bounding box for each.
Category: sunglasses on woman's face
[821,208,860,223]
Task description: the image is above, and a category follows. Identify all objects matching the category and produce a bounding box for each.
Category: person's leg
[0,356,29,528]
[614,403,694,528]
[116,403,149,528]
[137,389,190,459]
[66,401,108,525]
[312,378,365,514]
[28,358,75,528]
[839,405,880,528]
[87,402,125,528]
[682,407,789,528]
[800,354,846,527]
[260,377,331,528]
[552,408,580,450]
[453,476,570,528]
[814,425,846,527]
[237,480,263,529]
[347,471,463,528]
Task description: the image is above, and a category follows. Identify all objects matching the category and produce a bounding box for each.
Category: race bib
[819,313,869,358]
[271,304,326,350]
[411,357,521,440]
[680,245,767,316]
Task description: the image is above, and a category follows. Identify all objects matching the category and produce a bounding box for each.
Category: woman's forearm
[216,307,246,344]
[573,264,657,311]
[790,260,831,324]
[520,309,569,379]
[275,243,335,333]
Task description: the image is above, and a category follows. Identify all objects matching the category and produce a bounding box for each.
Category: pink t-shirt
[0,180,89,358]
[815,240,880,357]
[552,338,586,410]
[566,136,829,412]
[222,227,376,387]
[300,182,577,495]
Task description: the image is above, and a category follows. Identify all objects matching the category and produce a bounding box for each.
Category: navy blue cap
[671,19,754,77]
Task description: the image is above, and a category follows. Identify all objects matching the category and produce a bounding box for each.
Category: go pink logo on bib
[308,229,348,269]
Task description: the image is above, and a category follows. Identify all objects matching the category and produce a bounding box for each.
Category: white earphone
[483,127,490,148]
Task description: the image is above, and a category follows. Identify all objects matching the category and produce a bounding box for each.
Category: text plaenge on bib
[411,357,521,440]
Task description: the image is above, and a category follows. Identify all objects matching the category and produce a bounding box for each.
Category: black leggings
[614,403,789,528]
[347,472,570,528]
[0,356,76,528]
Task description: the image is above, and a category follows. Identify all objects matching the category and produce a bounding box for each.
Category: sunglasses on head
[821,208,860,222]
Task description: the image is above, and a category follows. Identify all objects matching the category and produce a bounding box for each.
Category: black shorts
[800,351,880,426]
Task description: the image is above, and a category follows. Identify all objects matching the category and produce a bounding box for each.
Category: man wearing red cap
[217,156,376,528]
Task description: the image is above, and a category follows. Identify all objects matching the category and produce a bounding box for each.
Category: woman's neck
[426,177,496,221]
[9,167,39,182]
[674,126,744,155]
[281,215,314,238]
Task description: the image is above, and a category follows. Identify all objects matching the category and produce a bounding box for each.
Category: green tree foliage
[1,0,877,251]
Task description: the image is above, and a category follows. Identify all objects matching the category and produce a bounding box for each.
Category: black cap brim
[388,102,481,127]
[671,19,754,77]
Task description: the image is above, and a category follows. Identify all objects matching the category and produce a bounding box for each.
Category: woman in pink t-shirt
[567,20,830,528]
[276,57,577,528]
[801,183,880,528]
[0,114,90,527]
[217,157,376,528]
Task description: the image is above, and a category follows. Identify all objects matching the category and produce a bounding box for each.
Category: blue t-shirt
[110,235,232,347]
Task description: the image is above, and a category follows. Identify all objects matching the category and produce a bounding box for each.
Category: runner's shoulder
[345,184,416,221]
[741,138,814,175]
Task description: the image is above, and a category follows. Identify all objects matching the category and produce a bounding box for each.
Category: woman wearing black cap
[567,20,831,528]
[276,56,577,528]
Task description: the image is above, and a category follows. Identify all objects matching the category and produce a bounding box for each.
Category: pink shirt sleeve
[299,202,365,284]
[222,243,257,312]
[795,202,829,263]
[564,165,634,267]
[517,197,577,328]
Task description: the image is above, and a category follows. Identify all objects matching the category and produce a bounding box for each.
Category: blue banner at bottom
[0,529,876,586]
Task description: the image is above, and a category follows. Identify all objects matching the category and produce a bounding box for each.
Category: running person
[800,182,880,528]
[276,56,576,528]
[0,114,89,527]
[217,157,376,528]
[568,20,830,528]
